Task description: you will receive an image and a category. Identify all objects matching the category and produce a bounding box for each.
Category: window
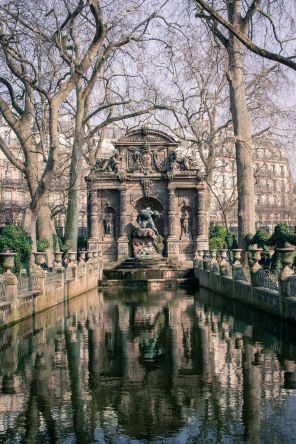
[5,170,11,180]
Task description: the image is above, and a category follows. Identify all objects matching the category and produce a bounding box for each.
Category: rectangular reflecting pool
[0,286,296,443]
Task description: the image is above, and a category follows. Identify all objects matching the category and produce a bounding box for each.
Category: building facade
[86,127,208,261]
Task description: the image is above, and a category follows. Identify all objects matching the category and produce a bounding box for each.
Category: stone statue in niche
[132,208,164,258]
[136,207,162,235]
[180,209,190,237]
[103,213,113,236]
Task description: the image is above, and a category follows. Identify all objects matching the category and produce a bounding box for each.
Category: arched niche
[133,196,164,236]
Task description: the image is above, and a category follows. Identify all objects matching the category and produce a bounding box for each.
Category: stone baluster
[89,189,99,240]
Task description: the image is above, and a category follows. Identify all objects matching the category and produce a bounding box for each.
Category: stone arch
[133,196,164,236]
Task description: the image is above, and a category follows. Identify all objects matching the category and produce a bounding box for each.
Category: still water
[0,286,296,443]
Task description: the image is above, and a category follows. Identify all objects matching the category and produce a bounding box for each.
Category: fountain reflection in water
[0,287,296,443]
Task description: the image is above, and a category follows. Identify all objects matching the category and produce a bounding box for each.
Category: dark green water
[0,286,296,443]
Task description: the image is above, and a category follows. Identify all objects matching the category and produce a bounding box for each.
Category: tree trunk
[23,154,56,265]
[64,138,83,251]
[36,204,56,265]
[226,3,255,262]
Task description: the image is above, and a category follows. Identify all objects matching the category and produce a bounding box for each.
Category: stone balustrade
[0,251,102,328]
[194,247,296,323]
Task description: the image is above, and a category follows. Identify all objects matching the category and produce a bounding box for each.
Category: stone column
[196,188,208,250]
[89,189,99,240]
[167,188,179,257]
[117,187,129,260]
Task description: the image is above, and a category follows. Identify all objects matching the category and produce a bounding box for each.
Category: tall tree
[0,0,169,257]
[193,0,296,71]
[194,0,262,259]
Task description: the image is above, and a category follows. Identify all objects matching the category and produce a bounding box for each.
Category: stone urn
[33,252,45,269]
[232,249,242,266]
[249,248,262,272]
[209,249,218,272]
[278,247,295,279]
[68,252,77,267]
[209,249,217,260]
[197,250,204,269]
[79,251,86,262]
[203,250,210,271]
[0,253,17,275]
[86,251,93,261]
[53,252,63,268]
[219,248,228,276]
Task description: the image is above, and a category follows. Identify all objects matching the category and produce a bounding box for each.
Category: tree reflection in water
[0,287,296,443]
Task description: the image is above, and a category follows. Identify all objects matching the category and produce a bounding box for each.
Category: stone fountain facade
[86,127,208,261]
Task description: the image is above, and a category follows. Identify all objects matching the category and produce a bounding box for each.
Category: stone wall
[194,248,296,324]
[0,258,102,329]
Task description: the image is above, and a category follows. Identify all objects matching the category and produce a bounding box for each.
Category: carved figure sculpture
[95,150,125,179]
[103,213,113,236]
[136,207,162,235]
[181,210,190,236]
[141,179,152,197]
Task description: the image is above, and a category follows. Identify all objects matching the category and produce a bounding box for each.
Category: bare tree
[193,0,296,71]
[0,0,170,259]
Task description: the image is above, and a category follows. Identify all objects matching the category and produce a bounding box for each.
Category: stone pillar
[89,189,99,240]
[196,188,208,250]
[117,187,129,260]
[167,188,179,257]
[2,274,19,320]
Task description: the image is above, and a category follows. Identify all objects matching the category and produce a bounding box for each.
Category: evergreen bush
[0,225,32,275]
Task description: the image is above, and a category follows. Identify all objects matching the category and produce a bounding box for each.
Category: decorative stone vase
[219,248,228,276]
[278,247,295,279]
[209,249,217,260]
[203,250,210,271]
[220,248,228,261]
[249,248,262,272]
[93,251,99,259]
[53,252,63,268]
[232,249,242,267]
[197,250,203,267]
[86,251,93,261]
[33,252,45,269]
[68,252,77,267]
[209,249,217,272]
[0,253,17,275]
[79,251,86,262]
